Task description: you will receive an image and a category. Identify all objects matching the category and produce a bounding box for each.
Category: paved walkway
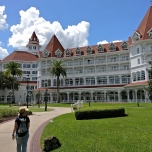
[0,107,71,152]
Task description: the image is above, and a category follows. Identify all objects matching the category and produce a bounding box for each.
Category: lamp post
[44,80,48,111]
[9,90,12,104]
[26,75,30,108]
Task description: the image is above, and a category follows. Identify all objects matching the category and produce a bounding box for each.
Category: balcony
[108,59,119,63]
[85,70,95,73]
[84,61,94,65]
[95,60,106,64]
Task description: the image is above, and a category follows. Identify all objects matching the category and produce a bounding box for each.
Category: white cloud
[0,42,8,59]
[8,7,90,50]
[0,6,8,29]
[97,40,122,45]
[97,40,108,45]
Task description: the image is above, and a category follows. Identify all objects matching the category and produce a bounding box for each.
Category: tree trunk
[57,76,60,103]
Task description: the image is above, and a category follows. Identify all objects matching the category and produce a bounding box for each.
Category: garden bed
[0,116,16,123]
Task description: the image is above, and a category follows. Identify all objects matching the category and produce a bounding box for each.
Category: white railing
[95,60,106,64]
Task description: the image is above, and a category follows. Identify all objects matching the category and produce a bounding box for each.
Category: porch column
[91,91,94,102]
[84,77,86,85]
[95,92,97,101]
[127,90,130,102]
[95,76,97,85]
[78,91,81,101]
[67,92,70,103]
[118,90,121,102]
[119,75,122,84]
[50,93,52,103]
[73,78,75,86]
[135,89,137,103]
[107,75,109,85]
[104,90,107,102]
[144,90,148,103]
[132,90,135,102]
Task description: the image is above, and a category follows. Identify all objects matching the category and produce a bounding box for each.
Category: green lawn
[41,103,152,152]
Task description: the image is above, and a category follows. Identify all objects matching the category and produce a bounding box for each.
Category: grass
[41,102,152,152]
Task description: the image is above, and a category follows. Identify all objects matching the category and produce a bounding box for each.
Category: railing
[120,58,129,62]
[109,68,119,72]
[84,61,94,65]
[96,69,106,72]
[95,60,106,64]
[85,70,95,73]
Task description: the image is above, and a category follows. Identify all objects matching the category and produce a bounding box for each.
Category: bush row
[0,109,18,117]
[0,109,32,117]
[75,108,125,120]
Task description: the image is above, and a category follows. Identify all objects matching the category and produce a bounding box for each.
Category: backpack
[17,117,28,137]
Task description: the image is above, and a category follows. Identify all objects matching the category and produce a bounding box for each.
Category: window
[137,71,140,80]
[97,44,104,53]
[121,41,128,50]
[32,64,36,68]
[86,77,95,85]
[27,71,30,74]
[65,50,71,57]
[86,46,93,54]
[147,28,152,39]
[33,46,36,50]
[132,72,136,81]
[110,57,117,62]
[75,47,81,56]
[108,43,116,51]
[122,56,129,61]
[97,77,107,84]
[31,86,34,90]
[55,49,62,57]
[3,64,5,68]
[29,46,32,50]
[132,31,140,43]
[23,64,26,68]
[43,50,49,58]
[109,76,115,84]
[115,76,120,84]
[32,77,37,80]
[137,58,140,64]
[27,64,31,68]
[23,71,26,74]
[137,48,140,54]
[32,71,37,74]
[141,70,145,80]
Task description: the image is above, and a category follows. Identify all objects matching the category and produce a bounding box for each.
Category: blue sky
[0,0,150,59]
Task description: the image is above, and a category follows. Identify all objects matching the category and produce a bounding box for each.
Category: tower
[26,31,41,55]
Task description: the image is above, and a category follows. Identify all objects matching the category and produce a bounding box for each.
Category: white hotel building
[0,6,152,104]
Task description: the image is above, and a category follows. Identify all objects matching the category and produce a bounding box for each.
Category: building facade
[1,6,152,104]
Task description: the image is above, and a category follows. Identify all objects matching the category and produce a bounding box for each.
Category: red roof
[125,81,148,87]
[134,5,152,41]
[44,35,65,57]
[2,51,38,62]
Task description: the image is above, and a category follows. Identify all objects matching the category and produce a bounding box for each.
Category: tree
[4,61,23,103]
[50,60,67,103]
[145,61,152,103]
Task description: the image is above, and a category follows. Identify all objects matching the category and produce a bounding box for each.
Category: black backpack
[17,117,28,137]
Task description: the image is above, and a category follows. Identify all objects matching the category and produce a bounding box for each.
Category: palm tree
[4,61,23,103]
[50,60,67,103]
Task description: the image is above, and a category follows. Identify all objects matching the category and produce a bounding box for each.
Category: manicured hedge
[75,108,125,120]
[0,109,18,117]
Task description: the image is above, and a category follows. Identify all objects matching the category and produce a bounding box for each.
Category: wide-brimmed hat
[18,107,29,117]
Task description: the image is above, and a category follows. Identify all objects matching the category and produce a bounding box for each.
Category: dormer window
[43,50,49,58]
[132,31,141,43]
[147,28,152,39]
[121,41,128,50]
[108,43,116,51]
[65,49,71,57]
[75,47,82,56]
[97,44,104,53]
[55,49,62,57]
[86,46,93,54]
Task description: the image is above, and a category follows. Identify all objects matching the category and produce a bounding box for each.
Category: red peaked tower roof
[45,35,64,57]
[136,5,152,40]
[28,31,39,44]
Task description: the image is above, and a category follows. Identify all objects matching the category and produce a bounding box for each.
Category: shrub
[75,108,125,120]
[0,109,18,117]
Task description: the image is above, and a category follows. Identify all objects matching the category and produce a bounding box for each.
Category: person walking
[12,107,30,152]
